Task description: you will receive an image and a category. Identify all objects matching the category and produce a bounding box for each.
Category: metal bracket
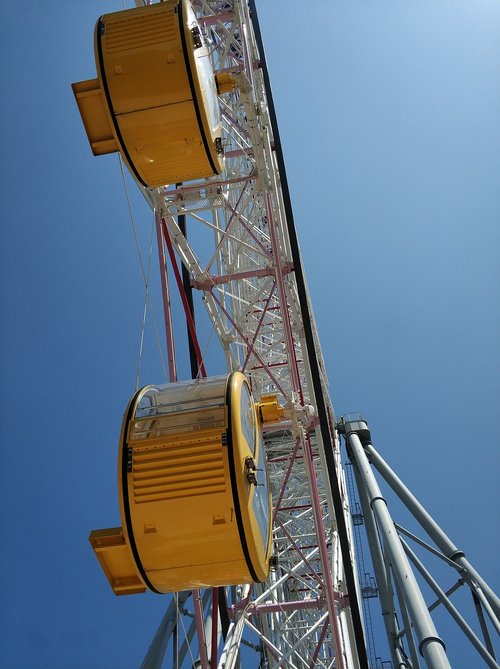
[190,26,202,49]
[244,456,262,486]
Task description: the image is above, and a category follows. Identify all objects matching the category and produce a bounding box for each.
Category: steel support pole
[352,459,408,669]
[390,552,421,669]
[208,588,221,669]
[472,592,498,663]
[193,589,209,669]
[178,590,212,668]
[401,538,499,669]
[160,218,207,378]
[347,427,451,669]
[365,442,500,622]
[155,211,177,383]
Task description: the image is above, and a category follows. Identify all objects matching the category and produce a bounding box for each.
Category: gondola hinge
[244,456,262,486]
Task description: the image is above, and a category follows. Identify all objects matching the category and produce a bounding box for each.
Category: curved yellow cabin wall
[92,373,272,595]
[228,373,273,584]
[73,0,224,188]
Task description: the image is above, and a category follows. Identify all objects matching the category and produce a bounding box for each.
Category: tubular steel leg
[353,459,408,669]
[193,589,209,669]
[365,442,500,622]
[389,551,421,669]
[472,591,498,662]
[155,211,177,383]
[178,590,212,668]
[347,427,451,669]
[401,538,499,669]
[160,218,207,378]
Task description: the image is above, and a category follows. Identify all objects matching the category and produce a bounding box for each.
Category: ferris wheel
[72,2,499,668]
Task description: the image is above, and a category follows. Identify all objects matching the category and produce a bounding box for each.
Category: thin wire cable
[176,595,198,668]
[118,155,168,384]
[135,215,155,390]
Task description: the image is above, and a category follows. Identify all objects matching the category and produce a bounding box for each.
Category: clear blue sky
[1,1,498,668]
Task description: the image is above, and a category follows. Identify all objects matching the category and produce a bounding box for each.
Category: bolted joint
[419,634,447,657]
[190,25,203,49]
[244,456,263,486]
[447,548,466,562]
[339,593,351,610]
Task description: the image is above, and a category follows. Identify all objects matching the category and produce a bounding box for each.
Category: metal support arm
[345,418,451,669]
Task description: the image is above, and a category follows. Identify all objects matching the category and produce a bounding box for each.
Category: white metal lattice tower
[140,0,368,666]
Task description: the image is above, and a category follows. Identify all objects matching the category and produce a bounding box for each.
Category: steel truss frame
[136,0,367,666]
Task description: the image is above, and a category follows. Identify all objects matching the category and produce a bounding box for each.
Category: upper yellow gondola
[72,0,230,187]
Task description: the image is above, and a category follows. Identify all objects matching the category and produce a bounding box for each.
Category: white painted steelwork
[138,1,366,666]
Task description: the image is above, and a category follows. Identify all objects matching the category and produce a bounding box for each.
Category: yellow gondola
[72,0,230,187]
[90,372,282,595]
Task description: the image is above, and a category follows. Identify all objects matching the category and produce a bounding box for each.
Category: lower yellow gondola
[90,372,277,595]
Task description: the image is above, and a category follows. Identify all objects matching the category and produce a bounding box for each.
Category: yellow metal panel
[145,559,251,591]
[131,437,227,503]
[71,79,117,156]
[89,527,146,596]
[216,72,235,95]
[258,394,285,424]
[124,425,248,592]
[98,3,185,115]
[115,101,215,188]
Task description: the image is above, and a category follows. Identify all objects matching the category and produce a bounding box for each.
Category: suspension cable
[160,217,207,378]
[118,155,168,385]
[176,595,198,668]
[134,216,155,390]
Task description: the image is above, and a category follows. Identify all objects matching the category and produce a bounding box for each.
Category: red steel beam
[160,218,207,378]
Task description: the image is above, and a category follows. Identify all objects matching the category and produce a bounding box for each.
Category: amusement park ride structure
[72,1,499,667]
